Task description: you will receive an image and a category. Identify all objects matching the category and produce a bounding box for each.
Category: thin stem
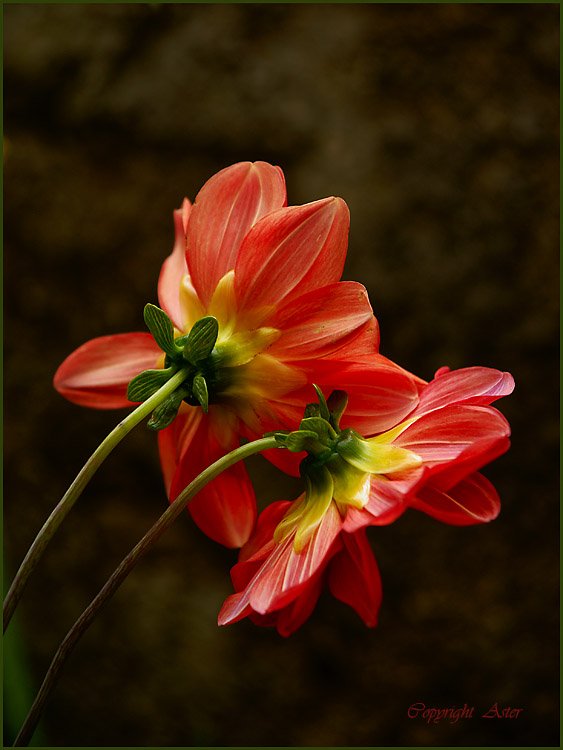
[3,369,189,633]
[14,436,278,747]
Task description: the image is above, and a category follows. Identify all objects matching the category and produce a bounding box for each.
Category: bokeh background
[4,4,559,747]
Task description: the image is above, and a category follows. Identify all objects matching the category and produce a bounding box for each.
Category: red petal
[413,367,515,417]
[260,443,303,478]
[267,281,379,361]
[188,462,256,549]
[256,574,325,637]
[328,529,382,627]
[219,503,342,624]
[249,503,342,614]
[53,333,162,409]
[313,357,420,436]
[238,501,292,563]
[157,404,203,496]
[217,592,254,627]
[339,368,419,435]
[157,199,191,330]
[342,470,422,532]
[168,409,257,548]
[186,162,286,306]
[395,404,511,467]
[423,436,511,491]
[234,197,350,313]
[410,471,501,525]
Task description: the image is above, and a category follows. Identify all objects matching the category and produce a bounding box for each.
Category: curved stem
[13,436,278,747]
[3,369,189,633]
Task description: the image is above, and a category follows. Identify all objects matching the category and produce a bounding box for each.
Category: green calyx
[270,385,356,473]
[271,384,420,485]
[126,305,224,430]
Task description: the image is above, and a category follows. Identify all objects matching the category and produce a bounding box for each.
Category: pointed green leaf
[285,429,321,453]
[192,373,209,413]
[147,390,185,431]
[327,389,349,429]
[183,317,219,364]
[312,384,330,421]
[144,304,178,358]
[299,416,337,445]
[127,368,177,403]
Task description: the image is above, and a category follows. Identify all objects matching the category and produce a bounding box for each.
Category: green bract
[191,373,209,413]
[127,367,178,403]
[143,304,178,359]
[181,317,219,364]
[272,385,421,543]
[326,389,348,429]
[126,307,228,429]
[147,389,187,431]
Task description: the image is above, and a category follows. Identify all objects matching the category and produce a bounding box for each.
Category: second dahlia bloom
[54,162,414,547]
[218,365,514,634]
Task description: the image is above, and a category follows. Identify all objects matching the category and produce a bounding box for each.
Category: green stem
[3,369,190,633]
[13,436,278,747]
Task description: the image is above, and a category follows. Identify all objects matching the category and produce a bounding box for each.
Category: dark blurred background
[3,4,559,747]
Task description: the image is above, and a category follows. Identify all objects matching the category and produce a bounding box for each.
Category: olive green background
[4,4,559,747]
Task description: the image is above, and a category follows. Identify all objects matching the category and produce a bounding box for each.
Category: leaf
[284,429,321,453]
[143,304,178,358]
[312,384,331,421]
[327,389,349,429]
[192,373,209,412]
[147,390,185,431]
[183,317,219,364]
[299,416,337,445]
[127,368,176,402]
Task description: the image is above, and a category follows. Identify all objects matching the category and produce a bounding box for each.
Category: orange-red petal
[186,161,286,306]
[267,281,378,361]
[157,404,203,496]
[394,404,511,468]
[249,573,325,637]
[53,333,162,409]
[218,502,342,624]
[328,529,382,627]
[410,471,501,525]
[413,367,515,417]
[234,197,350,314]
[168,410,257,548]
[157,199,191,329]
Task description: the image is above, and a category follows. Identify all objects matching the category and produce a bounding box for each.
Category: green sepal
[127,367,177,403]
[327,390,349,429]
[263,430,291,444]
[284,429,321,453]
[192,373,209,413]
[182,317,219,364]
[312,384,330,421]
[147,389,186,431]
[299,416,337,445]
[144,304,178,358]
[303,402,321,418]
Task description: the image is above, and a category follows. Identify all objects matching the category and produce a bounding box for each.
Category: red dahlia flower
[218,365,514,634]
[54,161,414,547]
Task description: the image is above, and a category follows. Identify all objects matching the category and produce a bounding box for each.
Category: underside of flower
[271,386,422,551]
[127,269,307,431]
